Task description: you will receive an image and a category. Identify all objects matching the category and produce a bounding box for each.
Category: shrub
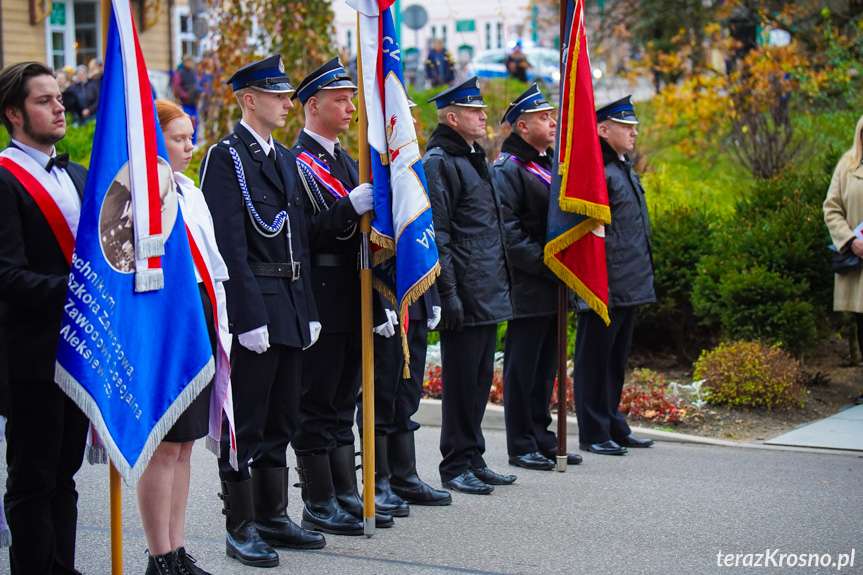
[693,340,806,410]
[691,167,833,356]
[619,368,688,423]
[636,202,716,360]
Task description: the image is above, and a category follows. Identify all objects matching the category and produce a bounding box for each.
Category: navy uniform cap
[427,76,487,109]
[226,54,294,93]
[595,95,639,124]
[500,83,554,125]
[293,57,358,105]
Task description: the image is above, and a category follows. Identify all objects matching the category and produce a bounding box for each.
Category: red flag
[544,0,610,324]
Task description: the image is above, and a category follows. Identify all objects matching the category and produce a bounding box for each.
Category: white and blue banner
[54,0,214,484]
[350,0,440,357]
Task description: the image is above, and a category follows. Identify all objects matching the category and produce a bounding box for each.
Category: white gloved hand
[348,183,374,215]
[238,325,270,354]
[373,309,397,338]
[427,305,442,330]
[308,321,322,347]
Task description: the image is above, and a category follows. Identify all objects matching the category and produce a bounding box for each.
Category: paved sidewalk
[766,404,863,451]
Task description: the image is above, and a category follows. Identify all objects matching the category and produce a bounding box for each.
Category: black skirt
[163,283,216,443]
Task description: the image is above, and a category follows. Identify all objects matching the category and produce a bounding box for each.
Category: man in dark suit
[0,61,89,575]
[572,96,656,456]
[290,58,395,534]
[493,84,582,471]
[200,54,324,568]
[423,77,516,495]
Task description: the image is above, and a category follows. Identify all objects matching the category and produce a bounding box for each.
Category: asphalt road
[0,426,861,575]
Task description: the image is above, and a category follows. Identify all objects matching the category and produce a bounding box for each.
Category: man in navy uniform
[290,57,395,535]
[0,61,89,575]
[423,77,515,495]
[200,54,324,568]
[493,84,583,471]
[356,95,453,512]
[572,95,655,456]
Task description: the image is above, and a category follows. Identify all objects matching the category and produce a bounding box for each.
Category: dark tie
[333,143,341,159]
[268,149,283,178]
[46,152,70,172]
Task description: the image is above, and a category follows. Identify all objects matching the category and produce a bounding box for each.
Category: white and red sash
[500,153,553,188]
[0,148,79,264]
[184,222,237,467]
[296,150,349,199]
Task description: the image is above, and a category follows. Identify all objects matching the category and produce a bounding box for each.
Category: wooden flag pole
[102,0,124,570]
[356,14,376,538]
[556,286,568,472]
[110,464,123,573]
[555,0,569,474]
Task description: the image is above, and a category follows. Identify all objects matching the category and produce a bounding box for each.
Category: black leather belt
[312,254,349,267]
[249,261,300,280]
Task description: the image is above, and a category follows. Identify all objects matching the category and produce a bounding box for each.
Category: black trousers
[439,325,497,482]
[358,319,428,436]
[572,307,635,445]
[503,315,558,456]
[293,332,361,457]
[219,342,302,481]
[5,379,88,575]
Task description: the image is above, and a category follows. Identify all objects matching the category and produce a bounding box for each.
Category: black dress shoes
[470,466,516,485]
[443,470,494,495]
[541,450,583,465]
[614,434,655,448]
[579,440,628,455]
[509,452,554,470]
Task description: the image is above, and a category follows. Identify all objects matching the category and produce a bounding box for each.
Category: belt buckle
[291,262,301,282]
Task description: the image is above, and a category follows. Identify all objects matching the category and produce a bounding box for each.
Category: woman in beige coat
[824,114,863,392]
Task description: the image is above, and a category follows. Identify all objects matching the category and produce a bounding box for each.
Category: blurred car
[466,47,561,86]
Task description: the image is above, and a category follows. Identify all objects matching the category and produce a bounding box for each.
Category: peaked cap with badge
[427,76,487,109]
[226,54,294,94]
[500,83,554,125]
[595,95,639,124]
[292,57,358,105]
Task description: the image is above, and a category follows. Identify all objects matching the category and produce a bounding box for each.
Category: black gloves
[440,293,464,331]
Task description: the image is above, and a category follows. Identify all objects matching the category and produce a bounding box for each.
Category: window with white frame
[174,4,200,66]
[45,0,100,70]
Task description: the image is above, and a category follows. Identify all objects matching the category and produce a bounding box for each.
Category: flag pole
[356,14,376,538]
[102,0,124,569]
[554,0,569,474]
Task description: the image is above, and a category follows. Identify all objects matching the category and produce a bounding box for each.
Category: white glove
[374,309,398,338]
[238,325,270,354]
[427,305,442,330]
[308,321,322,347]
[348,183,374,214]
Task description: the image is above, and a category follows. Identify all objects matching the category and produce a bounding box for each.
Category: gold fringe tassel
[544,231,610,326]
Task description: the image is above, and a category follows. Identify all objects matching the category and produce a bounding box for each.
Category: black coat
[292,130,387,333]
[423,124,513,327]
[493,133,561,319]
[200,122,318,348]
[576,137,655,311]
[0,152,87,381]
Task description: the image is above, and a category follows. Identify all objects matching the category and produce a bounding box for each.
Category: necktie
[268,149,283,178]
[333,143,341,159]
[46,152,70,172]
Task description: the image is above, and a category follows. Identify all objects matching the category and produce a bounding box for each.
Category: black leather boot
[372,435,410,517]
[388,430,452,506]
[250,467,326,549]
[219,479,279,567]
[329,444,394,528]
[145,550,178,575]
[296,453,363,536]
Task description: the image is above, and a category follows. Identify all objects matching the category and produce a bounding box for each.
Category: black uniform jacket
[292,130,387,334]
[576,137,656,311]
[493,133,561,319]
[200,122,318,348]
[422,124,513,327]
[0,151,87,381]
